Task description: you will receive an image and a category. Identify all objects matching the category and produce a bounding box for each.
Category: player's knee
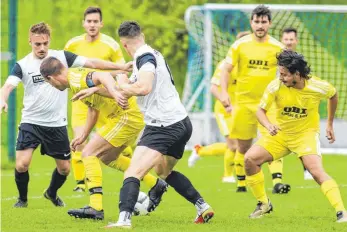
[57,161,70,176]
[16,160,30,172]
[155,167,170,180]
[244,154,255,168]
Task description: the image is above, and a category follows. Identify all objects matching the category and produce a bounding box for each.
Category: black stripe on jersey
[136,53,157,70]
[86,72,96,88]
[64,51,78,68]
[10,63,23,79]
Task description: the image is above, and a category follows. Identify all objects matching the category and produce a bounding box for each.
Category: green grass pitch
[1,150,347,232]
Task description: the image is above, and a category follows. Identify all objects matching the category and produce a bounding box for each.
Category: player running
[245,50,347,223]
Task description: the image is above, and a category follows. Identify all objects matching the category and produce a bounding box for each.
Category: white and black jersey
[129,44,187,127]
[6,49,86,127]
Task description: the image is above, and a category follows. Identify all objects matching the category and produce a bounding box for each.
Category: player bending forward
[40,58,167,220]
[245,50,347,223]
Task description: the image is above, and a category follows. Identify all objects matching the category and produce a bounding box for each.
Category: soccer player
[281,27,298,52]
[104,21,214,228]
[40,58,168,220]
[0,22,132,208]
[245,50,347,223]
[188,31,251,184]
[220,5,290,193]
[64,6,142,192]
[281,27,314,180]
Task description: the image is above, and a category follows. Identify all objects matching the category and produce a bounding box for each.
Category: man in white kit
[0,22,132,208]
[102,21,214,229]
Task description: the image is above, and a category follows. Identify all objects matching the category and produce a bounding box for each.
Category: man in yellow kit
[40,58,168,220]
[188,32,251,184]
[220,5,290,193]
[245,50,347,223]
[64,6,135,192]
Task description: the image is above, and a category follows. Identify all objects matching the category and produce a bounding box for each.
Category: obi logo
[282,106,308,118]
[247,60,270,70]
[249,60,269,66]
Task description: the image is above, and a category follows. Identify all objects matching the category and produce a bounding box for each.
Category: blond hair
[29,22,51,37]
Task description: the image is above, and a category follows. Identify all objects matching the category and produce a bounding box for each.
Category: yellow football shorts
[230,103,258,140]
[97,108,145,147]
[256,131,321,160]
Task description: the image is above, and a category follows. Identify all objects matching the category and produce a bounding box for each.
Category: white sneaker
[222,176,236,183]
[188,145,201,168]
[304,170,314,180]
[104,211,132,229]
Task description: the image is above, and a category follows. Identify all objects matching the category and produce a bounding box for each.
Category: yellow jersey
[64,33,125,63]
[68,68,138,119]
[259,77,336,134]
[211,60,237,112]
[225,34,284,104]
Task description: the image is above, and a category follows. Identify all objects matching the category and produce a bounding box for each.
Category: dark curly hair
[251,5,271,21]
[277,50,311,79]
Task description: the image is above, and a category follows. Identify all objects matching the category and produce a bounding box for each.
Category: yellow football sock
[247,170,268,204]
[107,155,130,172]
[71,151,85,184]
[224,149,235,177]
[321,179,346,212]
[235,151,246,187]
[198,143,227,156]
[268,158,283,186]
[107,155,158,189]
[121,146,133,158]
[83,156,103,211]
[143,173,158,189]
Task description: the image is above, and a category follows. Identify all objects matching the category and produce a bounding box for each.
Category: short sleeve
[136,53,157,70]
[259,80,279,111]
[225,43,239,66]
[9,63,23,79]
[64,51,78,67]
[324,82,336,99]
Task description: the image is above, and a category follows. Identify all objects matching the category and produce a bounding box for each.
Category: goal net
[183,4,347,154]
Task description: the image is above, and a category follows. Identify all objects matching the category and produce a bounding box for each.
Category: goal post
[183,4,347,154]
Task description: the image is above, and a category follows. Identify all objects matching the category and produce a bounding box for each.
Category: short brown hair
[29,22,51,37]
[118,21,141,38]
[40,57,64,79]
[84,6,102,21]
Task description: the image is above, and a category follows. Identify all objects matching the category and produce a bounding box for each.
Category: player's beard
[255,30,267,38]
[37,51,47,59]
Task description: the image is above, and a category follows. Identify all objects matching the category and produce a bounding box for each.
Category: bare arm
[326,93,338,143]
[210,84,221,100]
[119,71,154,97]
[93,72,128,108]
[220,62,233,108]
[0,83,16,113]
[70,107,99,151]
[256,108,280,136]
